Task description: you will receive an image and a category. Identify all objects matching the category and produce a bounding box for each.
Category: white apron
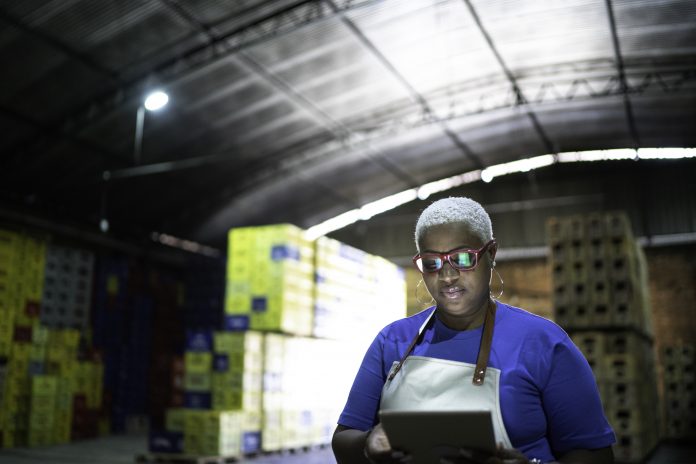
[379,303,513,449]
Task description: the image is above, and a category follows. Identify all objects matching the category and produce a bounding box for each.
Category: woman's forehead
[419,223,483,250]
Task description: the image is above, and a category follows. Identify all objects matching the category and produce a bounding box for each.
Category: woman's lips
[441,287,465,299]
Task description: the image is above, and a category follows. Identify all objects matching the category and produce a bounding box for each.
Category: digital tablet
[379,410,497,464]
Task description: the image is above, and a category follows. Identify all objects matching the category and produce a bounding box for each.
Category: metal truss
[59,0,383,134]
[347,66,696,140]
[103,64,696,183]
[4,0,384,164]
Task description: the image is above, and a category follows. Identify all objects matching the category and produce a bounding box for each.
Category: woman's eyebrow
[421,245,473,254]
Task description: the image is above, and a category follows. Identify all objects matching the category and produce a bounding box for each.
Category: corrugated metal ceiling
[0,0,694,248]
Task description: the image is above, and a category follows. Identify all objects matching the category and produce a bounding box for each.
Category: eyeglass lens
[418,251,475,272]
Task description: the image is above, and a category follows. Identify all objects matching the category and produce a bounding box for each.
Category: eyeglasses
[413,240,496,273]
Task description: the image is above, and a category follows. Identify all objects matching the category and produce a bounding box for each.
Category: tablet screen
[379,410,497,464]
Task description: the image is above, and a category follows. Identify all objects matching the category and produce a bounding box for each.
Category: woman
[332,197,615,464]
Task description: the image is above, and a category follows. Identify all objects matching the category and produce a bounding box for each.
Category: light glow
[303,148,695,239]
[557,149,636,163]
[152,232,221,257]
[358,189,419,221]
[417,170,482,200]
[144,90,169,111]
[481,155,555,183]
[637,148,696,159]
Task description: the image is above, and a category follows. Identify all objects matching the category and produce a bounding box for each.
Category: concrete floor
[0,435,693,464]
[0,434,337,464]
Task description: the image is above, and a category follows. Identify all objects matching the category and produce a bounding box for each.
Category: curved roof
[1,0,695,248]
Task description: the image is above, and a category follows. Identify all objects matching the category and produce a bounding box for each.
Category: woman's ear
[489,242,498,263]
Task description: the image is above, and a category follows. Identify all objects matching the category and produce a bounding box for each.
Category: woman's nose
[438,261,459,281]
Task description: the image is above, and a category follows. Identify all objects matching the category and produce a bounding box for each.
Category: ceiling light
[144,90,169,111]
[305,148,694,239]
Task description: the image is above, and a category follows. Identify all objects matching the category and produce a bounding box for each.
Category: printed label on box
[251,297,267,313]
[223,315,250,331]
[270,245,300,262]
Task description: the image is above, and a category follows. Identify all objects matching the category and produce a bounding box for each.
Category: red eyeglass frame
[412,239,497,273]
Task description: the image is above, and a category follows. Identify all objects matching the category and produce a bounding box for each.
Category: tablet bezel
[379,409,497,463]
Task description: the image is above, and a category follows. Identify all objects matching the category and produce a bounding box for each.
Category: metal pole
[134,105,145,165]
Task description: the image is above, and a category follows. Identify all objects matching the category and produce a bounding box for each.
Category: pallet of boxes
[548,212,660,463]
[0,230,106,449]
[143,224,405,462]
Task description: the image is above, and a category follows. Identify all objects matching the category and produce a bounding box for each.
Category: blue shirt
[337,302,615,462]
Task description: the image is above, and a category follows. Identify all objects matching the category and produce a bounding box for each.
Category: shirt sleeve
[542,338,616,455]
[337,331,387,431]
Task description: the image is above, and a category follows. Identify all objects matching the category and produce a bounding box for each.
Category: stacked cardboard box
[662,344,696,439]
[149,224,405,457]
[313,236,406,341]
[182,409,245,456]
[225,225,314,336]
[261,333,363,452]
[156,330,263,456]
[212,331,263,451]
[182,330,213,410]
[549,212,659,463]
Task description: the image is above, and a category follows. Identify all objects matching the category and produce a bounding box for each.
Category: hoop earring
[490,267,504,300]
[416,279,435,306]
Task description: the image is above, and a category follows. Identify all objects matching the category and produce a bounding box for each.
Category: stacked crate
[549,212,659,463]
[0,229,46,448]
[1,324,103,448]
[0,231,46,357]
[313,236,406,341]
[29,375,60,446]
[1,342,31,447]
[93,258,184,434]
[41,245,94,329]
[225,224,314,336]
[35,327,103,443]
[662,344,696,439]
[183,256,225,329]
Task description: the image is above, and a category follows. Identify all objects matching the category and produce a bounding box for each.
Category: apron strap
[387,302,498,384]
[387,308,436,381]
[472,301,497,385]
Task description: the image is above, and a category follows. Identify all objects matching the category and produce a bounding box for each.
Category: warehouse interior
[0,0,695,463]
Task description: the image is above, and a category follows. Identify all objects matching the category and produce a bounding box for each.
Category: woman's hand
[364,423,410,463]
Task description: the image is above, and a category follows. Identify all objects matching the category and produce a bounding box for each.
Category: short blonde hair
[414,197,493,251]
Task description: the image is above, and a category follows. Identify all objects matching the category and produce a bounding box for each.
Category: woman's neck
[436,299,494,331]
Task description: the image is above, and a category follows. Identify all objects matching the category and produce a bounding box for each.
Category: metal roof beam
[605,0,641,149]
[462,0,556,155]
[147,0,417,217]
[327,0,484,169]
[3,0,385,168]
[0,7,122,84]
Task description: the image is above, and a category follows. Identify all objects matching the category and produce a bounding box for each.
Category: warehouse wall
[331,158,696,259]
[648,245,696,350]
[408,246,696,352]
